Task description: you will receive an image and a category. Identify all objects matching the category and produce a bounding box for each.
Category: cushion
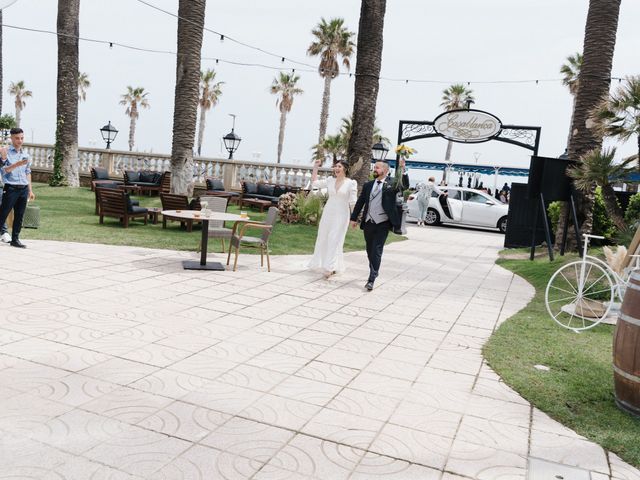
[273,186,285,197]
[139,171,156,183]
[93,167,110,180]
[207,179,225,191]
[125,170,140,183]
[152,172,162,184]
[257,183,275,196]
[244,182,258,194]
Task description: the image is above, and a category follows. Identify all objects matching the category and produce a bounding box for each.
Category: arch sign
[433,109,502,143]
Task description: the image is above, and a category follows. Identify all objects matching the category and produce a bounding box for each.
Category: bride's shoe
[323,270,336,279]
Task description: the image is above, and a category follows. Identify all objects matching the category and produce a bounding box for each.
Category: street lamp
[466,99,475,110]
[371,142,389,161]
[222,114,241,159]
[99,121,118,149]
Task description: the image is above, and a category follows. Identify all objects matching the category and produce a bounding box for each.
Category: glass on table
[240,211,248,219]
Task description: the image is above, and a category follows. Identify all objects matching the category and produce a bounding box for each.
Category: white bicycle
[545,234,639,332]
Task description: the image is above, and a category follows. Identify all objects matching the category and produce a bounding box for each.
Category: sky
[2,0,639,186]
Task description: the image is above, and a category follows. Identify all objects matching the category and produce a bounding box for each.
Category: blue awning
[382,159,529,177]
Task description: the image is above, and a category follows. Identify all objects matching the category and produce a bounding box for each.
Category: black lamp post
[466,99,475,110]
[223,114,241,159]
[100,121,118,149]
[371,142,389,162]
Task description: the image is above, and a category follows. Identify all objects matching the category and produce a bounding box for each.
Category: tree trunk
[15,104,20,127]
[128,105,137,151]
[348,0,387,190]
[554,0,620,248]
[56,0,80,187]
[277,109,287,163]
[601,184,625,231]
[318,75,332,145]
[196,106,206,156]
[170,0,206,195]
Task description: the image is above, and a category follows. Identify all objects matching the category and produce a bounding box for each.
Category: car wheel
[424,208,440,225]
[498,216,508,234]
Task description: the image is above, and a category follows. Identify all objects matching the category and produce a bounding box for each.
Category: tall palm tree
[568,147,633,230]
[55,0,80,186]
[8,80,32,127]
[307,17,355,152]
[170,0,205,195]
[591,76,640,164]
[196,68,223,156]
[313,133,345,165]
[78,72,90,102]
[555,0,621,245]
[347,1,387,189]
[120,86,150,152]
[560,52,583,146]
[270,72,303,163]
[440,84,475,181]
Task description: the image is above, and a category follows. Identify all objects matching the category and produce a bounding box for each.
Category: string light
[219,34,224,42]
[3,23,630,87]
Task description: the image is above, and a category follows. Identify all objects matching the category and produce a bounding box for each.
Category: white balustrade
[23,143,331,189]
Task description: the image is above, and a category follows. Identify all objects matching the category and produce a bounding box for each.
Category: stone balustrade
[23,143,332,190]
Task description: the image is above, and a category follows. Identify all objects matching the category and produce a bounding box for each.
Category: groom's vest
[367,180,388,224]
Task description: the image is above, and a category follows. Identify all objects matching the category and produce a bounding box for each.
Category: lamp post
[222,114,241,159]
[466,99,475,110]
[371,142,389,162]
[99,121,118,149]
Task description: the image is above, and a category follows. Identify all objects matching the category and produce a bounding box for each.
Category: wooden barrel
[613,271,640,416]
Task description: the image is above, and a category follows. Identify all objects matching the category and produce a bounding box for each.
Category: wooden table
[161,210,249,271]
[240,198,272,212]
[147,207,161,225]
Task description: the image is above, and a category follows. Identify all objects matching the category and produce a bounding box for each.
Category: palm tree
[270,72,303,163]
[196,68,223,156]
[568,147,633,230]
[307,17,355,152]
[170,0,205,195]
[440,84,475,181]
[55,0,80,187]
[120,86,150,152]
[555,0,621,245]
[8,80,32,127]
[78,72,90,102]
[560,52,583,146]
[347,1,387,188]
[591,76,640,165]
[313,133,346,165]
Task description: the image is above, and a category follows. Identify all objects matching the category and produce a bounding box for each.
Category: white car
[406,186,509,234]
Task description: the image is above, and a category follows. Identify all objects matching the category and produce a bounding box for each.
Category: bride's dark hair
[333,160,350,177]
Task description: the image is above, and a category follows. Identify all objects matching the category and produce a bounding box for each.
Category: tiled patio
[0,225,638,479]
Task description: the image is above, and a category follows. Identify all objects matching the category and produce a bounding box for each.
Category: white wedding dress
[307,177,358,274]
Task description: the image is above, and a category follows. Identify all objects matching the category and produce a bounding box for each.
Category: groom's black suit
[351,173,409,284]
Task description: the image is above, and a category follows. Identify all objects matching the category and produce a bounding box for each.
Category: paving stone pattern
[0,226,638,479]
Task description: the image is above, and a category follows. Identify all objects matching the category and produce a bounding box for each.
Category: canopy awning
[384,159,530,177]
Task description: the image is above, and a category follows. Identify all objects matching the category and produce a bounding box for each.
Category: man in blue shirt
[0,128,36,248]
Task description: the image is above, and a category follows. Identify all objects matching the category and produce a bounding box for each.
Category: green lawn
[484,251,640,467]
[21,183,404,254]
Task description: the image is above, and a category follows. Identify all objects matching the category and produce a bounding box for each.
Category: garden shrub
[277,192,299,224]
[277,191,326,226]
[624,192,640,225]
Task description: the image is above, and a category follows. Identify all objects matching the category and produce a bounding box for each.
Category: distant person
[0,128,35,248]
[499,190,508,203]
[307,158,357,279]
[415,176,443,226]
[502,182,510,194]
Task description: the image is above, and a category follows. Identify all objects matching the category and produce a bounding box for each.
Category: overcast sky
[2,0,639,176]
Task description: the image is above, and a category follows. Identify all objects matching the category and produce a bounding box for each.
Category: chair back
[199,196,228,229]
[161,193,189,211]
[262,206,278,242]
[160,171,171,193]
[97,188,127,216]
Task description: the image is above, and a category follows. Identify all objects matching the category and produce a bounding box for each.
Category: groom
[350,158,409,291]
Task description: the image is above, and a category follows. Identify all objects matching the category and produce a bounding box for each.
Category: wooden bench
[239,198,272,212]
[96,188,149,228]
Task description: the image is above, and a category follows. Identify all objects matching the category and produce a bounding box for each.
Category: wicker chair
[198,196,232,253]
[226,206,278,272]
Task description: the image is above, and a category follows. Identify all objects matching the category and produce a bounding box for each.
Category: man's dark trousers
[364,219,390,283]
[0,185,28,242]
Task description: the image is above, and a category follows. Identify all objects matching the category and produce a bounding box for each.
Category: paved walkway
[0,225,638,479]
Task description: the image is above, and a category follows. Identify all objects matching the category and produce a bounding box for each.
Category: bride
[307,158,358,278]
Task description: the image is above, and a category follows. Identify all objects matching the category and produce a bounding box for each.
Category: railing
[24,143,332,189]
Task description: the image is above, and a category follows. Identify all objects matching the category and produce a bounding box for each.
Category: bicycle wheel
[545,260,615,331]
